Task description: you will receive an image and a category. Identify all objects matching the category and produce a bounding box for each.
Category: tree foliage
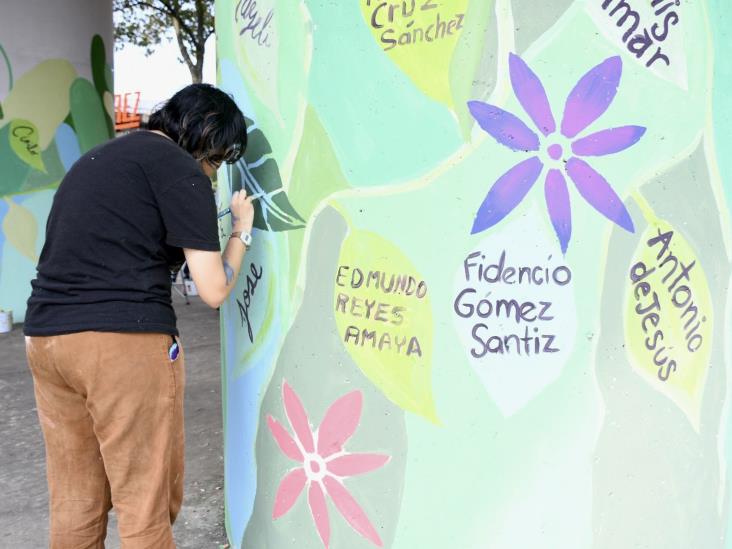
[113,0,214,83]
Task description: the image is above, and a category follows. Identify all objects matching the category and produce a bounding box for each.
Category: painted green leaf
[0,43,12,93]
[334,229,439,423]
[104,65,113,94]
[9,119,45,173]
[90,35,114,137]
[91,34,109,96]
[69,78,110,153]
[0,125,31,197]
[228,117,305,232]
[20,138,66,194]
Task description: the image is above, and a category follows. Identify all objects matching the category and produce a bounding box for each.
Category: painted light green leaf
[334,229,439,423]
[70,78,110,153]
[228,117,305,232]
[286,106,351,293]
[231,0,309,115]
[450,0,495,139]
[234,6,280,117]
[2,198,38,263]
[9,119,46,173]
[0,59,76,148]
[233,248,278,378]
[222,0,311,163]
[288,107,351,222]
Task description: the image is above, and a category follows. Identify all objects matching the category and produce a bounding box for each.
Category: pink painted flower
[267,381,390,548]
[468,53,646,253]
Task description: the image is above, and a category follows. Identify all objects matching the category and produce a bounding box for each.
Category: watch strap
[230,231,252,248]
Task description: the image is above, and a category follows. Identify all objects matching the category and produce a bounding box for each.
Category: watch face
[242,233,252,246]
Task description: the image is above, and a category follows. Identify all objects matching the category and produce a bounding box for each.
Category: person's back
[25,130,218,337]
[23,83,256,548]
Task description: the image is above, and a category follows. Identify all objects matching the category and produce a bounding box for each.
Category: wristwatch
[230,231,252,248]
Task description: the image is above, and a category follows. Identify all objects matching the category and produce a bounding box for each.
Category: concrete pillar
[216,1,732,548]
[0,0,114,321]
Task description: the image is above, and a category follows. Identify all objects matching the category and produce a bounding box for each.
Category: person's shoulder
[91,130,175,161]
[119,130,183,156]
[124,131,203,181]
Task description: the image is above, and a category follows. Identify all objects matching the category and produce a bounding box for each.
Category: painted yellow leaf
[624,214,712,430]
[103,91,115,121]
[2,199,38,263]
[0,60,76,148]
[9,120,46,173]
[334,229,438,423]
[360,0,469,106]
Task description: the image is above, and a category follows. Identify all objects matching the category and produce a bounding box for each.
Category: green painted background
[216,1,732,547]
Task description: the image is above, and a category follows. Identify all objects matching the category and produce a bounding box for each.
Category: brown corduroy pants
[25,332,185,549]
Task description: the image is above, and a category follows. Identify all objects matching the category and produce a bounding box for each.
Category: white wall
[0,0,113,86]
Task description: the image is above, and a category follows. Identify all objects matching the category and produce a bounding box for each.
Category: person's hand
[230,190,255,234]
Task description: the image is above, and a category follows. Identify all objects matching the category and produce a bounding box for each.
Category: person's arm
[184,190,254,309]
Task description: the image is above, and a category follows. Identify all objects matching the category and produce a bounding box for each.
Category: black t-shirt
[23,131,220,336]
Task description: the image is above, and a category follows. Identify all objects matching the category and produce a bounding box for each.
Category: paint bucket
[0,310,13,334]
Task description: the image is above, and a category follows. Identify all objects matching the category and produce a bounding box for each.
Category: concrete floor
[0,294,228,548]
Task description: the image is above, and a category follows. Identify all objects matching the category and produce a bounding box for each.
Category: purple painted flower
[468,54,645,253]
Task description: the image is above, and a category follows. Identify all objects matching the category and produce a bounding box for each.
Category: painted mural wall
[0,0,114,322]
[216,0,732,547]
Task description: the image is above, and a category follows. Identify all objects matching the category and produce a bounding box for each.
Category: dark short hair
[148,83,247,164]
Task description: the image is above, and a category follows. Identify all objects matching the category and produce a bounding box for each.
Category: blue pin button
[169,339,180,361]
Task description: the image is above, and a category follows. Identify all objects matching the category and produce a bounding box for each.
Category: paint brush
[217,192,264,219]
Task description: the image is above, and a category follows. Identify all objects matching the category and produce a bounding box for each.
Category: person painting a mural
[7,0,730,546]
[22,83,254,548]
